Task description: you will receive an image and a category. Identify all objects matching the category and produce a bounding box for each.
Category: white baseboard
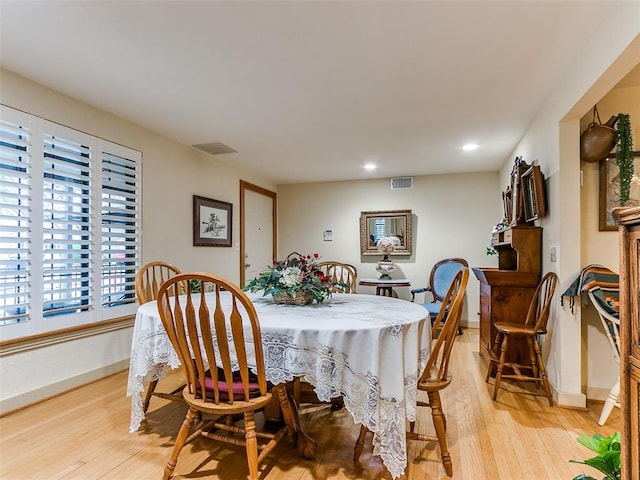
[553,387,587,409]
[0,359,129,416]
[586,385,614,402]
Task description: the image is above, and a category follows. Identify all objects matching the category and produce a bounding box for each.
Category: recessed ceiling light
[364,163,377,171]
[462,143,479,151]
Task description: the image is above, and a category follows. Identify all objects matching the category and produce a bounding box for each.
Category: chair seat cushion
[420,302,441,318]
[195,370,262,401]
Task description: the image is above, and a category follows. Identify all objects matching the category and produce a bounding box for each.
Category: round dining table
[127,291,431,479]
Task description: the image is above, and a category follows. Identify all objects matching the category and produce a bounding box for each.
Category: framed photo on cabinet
[193,195,233,246]
[521,165,546,223]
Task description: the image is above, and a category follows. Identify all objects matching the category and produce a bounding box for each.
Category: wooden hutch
[612,206,640,480]
[473,157,546,368]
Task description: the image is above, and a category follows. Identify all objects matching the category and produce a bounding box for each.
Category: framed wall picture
[599,155,640,231]
[521,165,546,223]
[193,195,233,246]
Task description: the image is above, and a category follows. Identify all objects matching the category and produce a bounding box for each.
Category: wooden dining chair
[317,261,358,293]
[353,266,469,477]
[485,271,558,406]
[293,260,357,410]
[157,272,289,480]
[134,261,182,412]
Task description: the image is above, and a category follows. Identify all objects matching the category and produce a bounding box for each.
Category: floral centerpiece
[376,236,401,261]
[243,252,346,305]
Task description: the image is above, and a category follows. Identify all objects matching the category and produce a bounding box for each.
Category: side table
[359,277,411,298]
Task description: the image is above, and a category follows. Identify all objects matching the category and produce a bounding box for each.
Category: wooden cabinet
[612,206,640,480]
[473,226,542,366]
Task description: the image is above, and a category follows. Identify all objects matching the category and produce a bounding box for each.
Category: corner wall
[499,7,639,406]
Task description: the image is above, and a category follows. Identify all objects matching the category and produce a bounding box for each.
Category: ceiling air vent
[390,177,413,190]
[192,142,237,155]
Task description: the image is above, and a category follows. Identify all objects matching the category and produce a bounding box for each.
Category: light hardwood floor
[0,329,620,479]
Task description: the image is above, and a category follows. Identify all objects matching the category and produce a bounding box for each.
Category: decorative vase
[376,260,396,279]
[272,291,314,305]
[580,107,618,163]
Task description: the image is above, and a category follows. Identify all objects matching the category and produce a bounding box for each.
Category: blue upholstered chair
[411,258,468,332]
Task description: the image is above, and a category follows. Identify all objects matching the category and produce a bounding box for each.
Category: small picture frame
[521,165,546,223]
[193,195,233,246]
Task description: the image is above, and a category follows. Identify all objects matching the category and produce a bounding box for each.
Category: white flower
[376,236,401,254]
[280,266,302,287]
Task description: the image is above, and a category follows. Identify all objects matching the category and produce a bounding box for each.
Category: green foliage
[569,432,621,480]
[615,113,634,206]
[188,279,201,293]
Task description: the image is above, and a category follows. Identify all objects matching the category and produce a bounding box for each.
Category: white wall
[278,173,501,327]
[0,69,276,413]
[497,5,640,406]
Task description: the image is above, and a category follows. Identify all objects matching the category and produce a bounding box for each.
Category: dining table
[127,291,431,479]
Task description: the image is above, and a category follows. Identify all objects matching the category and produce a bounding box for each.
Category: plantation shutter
[0,118,31,326]
[101,148,140,308]
[42,133,92,317]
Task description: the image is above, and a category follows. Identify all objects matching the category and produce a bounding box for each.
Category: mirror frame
[360,209,413,256]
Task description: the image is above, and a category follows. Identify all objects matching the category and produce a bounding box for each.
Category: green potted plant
[569,432,621,480]
[615,113,634,206]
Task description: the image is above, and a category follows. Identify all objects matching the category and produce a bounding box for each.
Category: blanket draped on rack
[561,264,620,317]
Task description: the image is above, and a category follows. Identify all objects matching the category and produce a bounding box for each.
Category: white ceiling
[0,1,635,184]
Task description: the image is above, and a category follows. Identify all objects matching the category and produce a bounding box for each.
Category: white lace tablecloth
[127,292,430,479]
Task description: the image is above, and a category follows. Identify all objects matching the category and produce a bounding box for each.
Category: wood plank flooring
[0,329,620,479]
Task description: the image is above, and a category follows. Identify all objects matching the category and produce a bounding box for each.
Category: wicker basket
[272,291,314,305]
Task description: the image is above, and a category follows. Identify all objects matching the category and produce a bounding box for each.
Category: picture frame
[521,165,546,223]
[193,195,233,246]
[599,155,640,231]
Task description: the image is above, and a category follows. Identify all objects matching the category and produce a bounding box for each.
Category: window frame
[0,105,141,342]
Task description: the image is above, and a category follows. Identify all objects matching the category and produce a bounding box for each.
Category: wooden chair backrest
[525,272,558,333]
[317,261,358,293]
[419,267,469,386]
[429,258,469,302]
[157,272,268,404]
[135,261,181,304]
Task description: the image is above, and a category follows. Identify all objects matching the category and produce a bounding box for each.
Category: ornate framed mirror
[359,209,412,256]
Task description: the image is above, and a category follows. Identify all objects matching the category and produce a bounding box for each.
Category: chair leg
[526,336,539,381]
[142,379,158,413]
[532,340,553,407]
[598,375,620,426]
[428,391,452,477]
[163,407,198,480]
[485,332,503,382]
[492,335,509,401]
[353,425,369,461]
[244,410,259,480]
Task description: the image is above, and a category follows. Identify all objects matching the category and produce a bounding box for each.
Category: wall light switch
[550,246,558,263]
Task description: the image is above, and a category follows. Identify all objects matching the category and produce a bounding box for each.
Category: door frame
[239,180,277,286]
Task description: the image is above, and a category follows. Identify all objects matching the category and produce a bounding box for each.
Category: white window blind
[0,117,31,326]
[101,149,140,308]
[0,106,141,340]
[42,133,92,317]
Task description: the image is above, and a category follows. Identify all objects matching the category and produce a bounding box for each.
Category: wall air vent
[192,142,238,155]
[390,177,414,190]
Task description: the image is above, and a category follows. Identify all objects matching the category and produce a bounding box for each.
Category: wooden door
[239,181,277,287]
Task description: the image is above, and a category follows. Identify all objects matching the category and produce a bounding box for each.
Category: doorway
[239,180,277,286]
